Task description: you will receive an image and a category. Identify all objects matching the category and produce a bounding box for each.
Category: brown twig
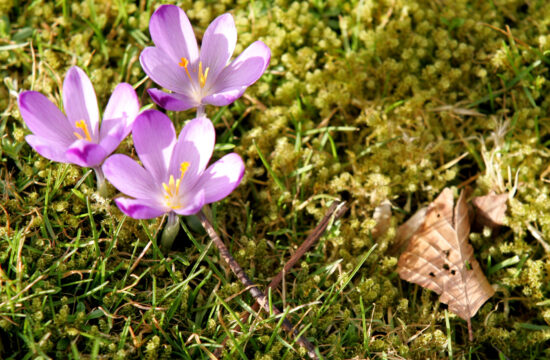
[479,22,531,48]
[197,211,319,359]
[211,200,348,358]
[267,201,348,291]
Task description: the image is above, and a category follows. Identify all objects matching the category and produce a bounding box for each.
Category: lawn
[1,0,550,359]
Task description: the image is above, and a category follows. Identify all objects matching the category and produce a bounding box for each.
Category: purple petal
[65,140,107,168]
[148,88,199,111]
[149,5,199,64]
[114,197,166,219]
[132,110,176,183]
[98,127,125,157]
[63,66,100,141]
[202,87,247,107]
[101,83,140,141]
[25,135,69,163]
[140,47,196,94]
[102,154,161,200]
[173,188,205,216]
[194,153,244,203]
[200,13,236,84]
[207,41,271,105]
[168,116,215,189]
[19,91,74,145]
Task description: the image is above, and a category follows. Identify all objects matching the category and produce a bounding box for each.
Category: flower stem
[196,105,206,118]
[160,212,180,251]
[197,210,319,359]
[94,167,109,198]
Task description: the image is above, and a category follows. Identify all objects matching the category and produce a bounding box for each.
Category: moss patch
[1,0,550,358]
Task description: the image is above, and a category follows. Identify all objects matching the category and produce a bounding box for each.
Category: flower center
[162,161,190,210]
[178,57,209,88]
[73,120,92,141]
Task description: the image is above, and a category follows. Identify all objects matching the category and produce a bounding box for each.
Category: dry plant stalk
[397,188,495,341]
[197,211,319,359]
[211,201,348,359]
[267,201,348,290]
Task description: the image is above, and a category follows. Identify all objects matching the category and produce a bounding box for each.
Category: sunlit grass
[1,0,550,359]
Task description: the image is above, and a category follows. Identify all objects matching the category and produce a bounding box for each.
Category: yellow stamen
[178,57,192,80]
[180,161,190,177]
[162,161,190,209]
[162,176,175,197]
[198,61,209,88]
[73,120,92,141]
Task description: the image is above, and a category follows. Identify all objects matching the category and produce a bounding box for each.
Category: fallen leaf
[388,206,428,256]
[472,191,508,229]
[397,188,495,341]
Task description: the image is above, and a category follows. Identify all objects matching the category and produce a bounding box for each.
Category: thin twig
[197,211,319,359]
[267,201,347,292]
[211,201,348,358]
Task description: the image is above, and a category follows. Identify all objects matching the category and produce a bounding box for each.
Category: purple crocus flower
[18,66,140,188]
[140,5,271,113]
[102,109,244,221]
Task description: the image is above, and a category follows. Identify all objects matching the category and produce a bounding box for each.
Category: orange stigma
[178,57,192,80]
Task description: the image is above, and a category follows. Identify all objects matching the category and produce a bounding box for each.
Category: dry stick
[212,201,348,358]
[266,201,348,292]
[197,211,319,360]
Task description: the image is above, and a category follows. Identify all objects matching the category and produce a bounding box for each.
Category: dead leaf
[397,188,495,341]
[472,191,508,230]
[388,207,428,256]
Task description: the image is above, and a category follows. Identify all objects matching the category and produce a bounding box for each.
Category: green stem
[196,105,206,118]
[160,212,180,251]
[94,167,109,198]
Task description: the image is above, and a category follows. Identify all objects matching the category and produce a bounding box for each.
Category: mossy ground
[1,0,550,359]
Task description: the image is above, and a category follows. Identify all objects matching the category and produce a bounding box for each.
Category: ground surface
[1,0,550,359]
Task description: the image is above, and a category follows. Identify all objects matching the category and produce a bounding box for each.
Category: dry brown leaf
[397,188,495,341]
[472,191,508,229]
[388,207,428,256]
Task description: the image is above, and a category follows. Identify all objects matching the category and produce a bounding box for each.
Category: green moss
[2,0,550,358]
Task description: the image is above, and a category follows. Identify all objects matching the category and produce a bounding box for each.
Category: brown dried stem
[267,201,348,291]
[197,210,319,359]
[212,200,347,358]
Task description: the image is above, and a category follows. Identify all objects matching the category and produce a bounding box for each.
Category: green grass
[1,0,550,359]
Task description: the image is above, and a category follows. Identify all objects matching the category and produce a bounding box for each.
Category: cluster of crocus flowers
[140,4,271,113]
[18,5,269,250]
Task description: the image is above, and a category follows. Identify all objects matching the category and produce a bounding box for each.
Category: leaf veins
[397,188,495,341]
